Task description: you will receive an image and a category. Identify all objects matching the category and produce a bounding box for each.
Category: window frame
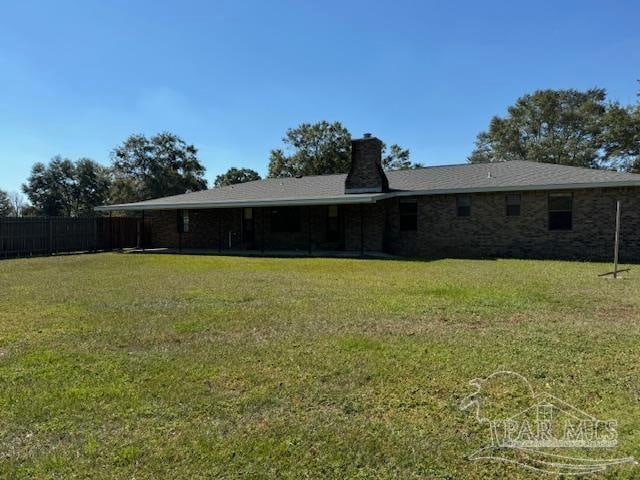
[456,195,471,217]
[548,192,573,231]
[399,198,418,231]
[177,209,189,233]
[505,193,521,217]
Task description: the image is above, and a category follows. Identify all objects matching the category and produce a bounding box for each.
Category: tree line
[1,123,418,217]
[468,87,640,171]
[2,85,639,217]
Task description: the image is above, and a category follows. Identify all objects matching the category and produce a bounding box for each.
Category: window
[177,209,189,233]
[271,207,300,233]
[548,193,573,230]
[506,194,521,216]
[457,195,471,217]
[327,205,339,242]
[399,198,418,231]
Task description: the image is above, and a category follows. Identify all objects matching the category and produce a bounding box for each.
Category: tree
[73,159,112,215]
[469,89,610,168]
[602,97,640,172]
[214,167,261,187]
[267,121,418,177]
[382,143,424,170]
[110,132,207,203]
[22,156,111,216]
[0,190,11,217]
[268,121,352,177]
[23,157,75,216]
[8,191,26,217]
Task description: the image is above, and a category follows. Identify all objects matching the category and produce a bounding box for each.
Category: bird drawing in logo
[460,371,636,476]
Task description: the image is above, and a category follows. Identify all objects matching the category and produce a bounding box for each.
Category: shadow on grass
[3,247,638,267]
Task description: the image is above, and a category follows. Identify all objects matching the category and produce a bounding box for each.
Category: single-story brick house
[97,134,640,261]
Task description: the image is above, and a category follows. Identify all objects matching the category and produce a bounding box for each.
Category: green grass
[0,253,639,479]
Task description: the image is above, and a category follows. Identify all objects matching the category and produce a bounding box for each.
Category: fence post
[48,217,53,255]
[93,216,97,252]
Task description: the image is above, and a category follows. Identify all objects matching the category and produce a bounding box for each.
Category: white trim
[95,180,640,211]
[389,181,640,198]
[95,194,386,211]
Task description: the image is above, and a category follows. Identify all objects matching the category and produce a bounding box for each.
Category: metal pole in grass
[598,200,629,278]
[613,200,621,279]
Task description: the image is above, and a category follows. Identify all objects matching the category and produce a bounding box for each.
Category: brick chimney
[345,133,389,194]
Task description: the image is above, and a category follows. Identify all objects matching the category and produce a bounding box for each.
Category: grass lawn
[0,253,639,479]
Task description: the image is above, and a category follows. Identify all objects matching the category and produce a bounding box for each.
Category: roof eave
[95,180,640,211]
[391,180,640,197]
[94,193,387,211]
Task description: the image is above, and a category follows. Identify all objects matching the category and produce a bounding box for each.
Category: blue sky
[1,0,639,193]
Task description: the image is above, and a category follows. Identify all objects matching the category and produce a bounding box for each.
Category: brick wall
[147,187,640,261]
[384,187,640,261]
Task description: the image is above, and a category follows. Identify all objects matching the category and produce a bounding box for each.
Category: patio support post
[178,209,182,253]
[261,207,265,254]
[218,211,222,252]
[141,210,145,251]
[360,203,364,257]
[307,206,312,256]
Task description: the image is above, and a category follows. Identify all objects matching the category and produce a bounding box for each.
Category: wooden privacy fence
[0,216,151,259]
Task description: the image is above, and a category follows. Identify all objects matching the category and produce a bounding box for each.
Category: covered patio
[130,202,388,257]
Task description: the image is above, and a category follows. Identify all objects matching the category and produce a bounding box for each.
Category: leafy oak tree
[214,167,261,187]
[382,144,423,170]
[602,95,640,172]
[469,89,609,168]
[22,156,111,216]
[110,132,207,203]
[267,121,420,177]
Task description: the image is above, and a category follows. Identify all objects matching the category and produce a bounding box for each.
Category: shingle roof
[97,160,640,211]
